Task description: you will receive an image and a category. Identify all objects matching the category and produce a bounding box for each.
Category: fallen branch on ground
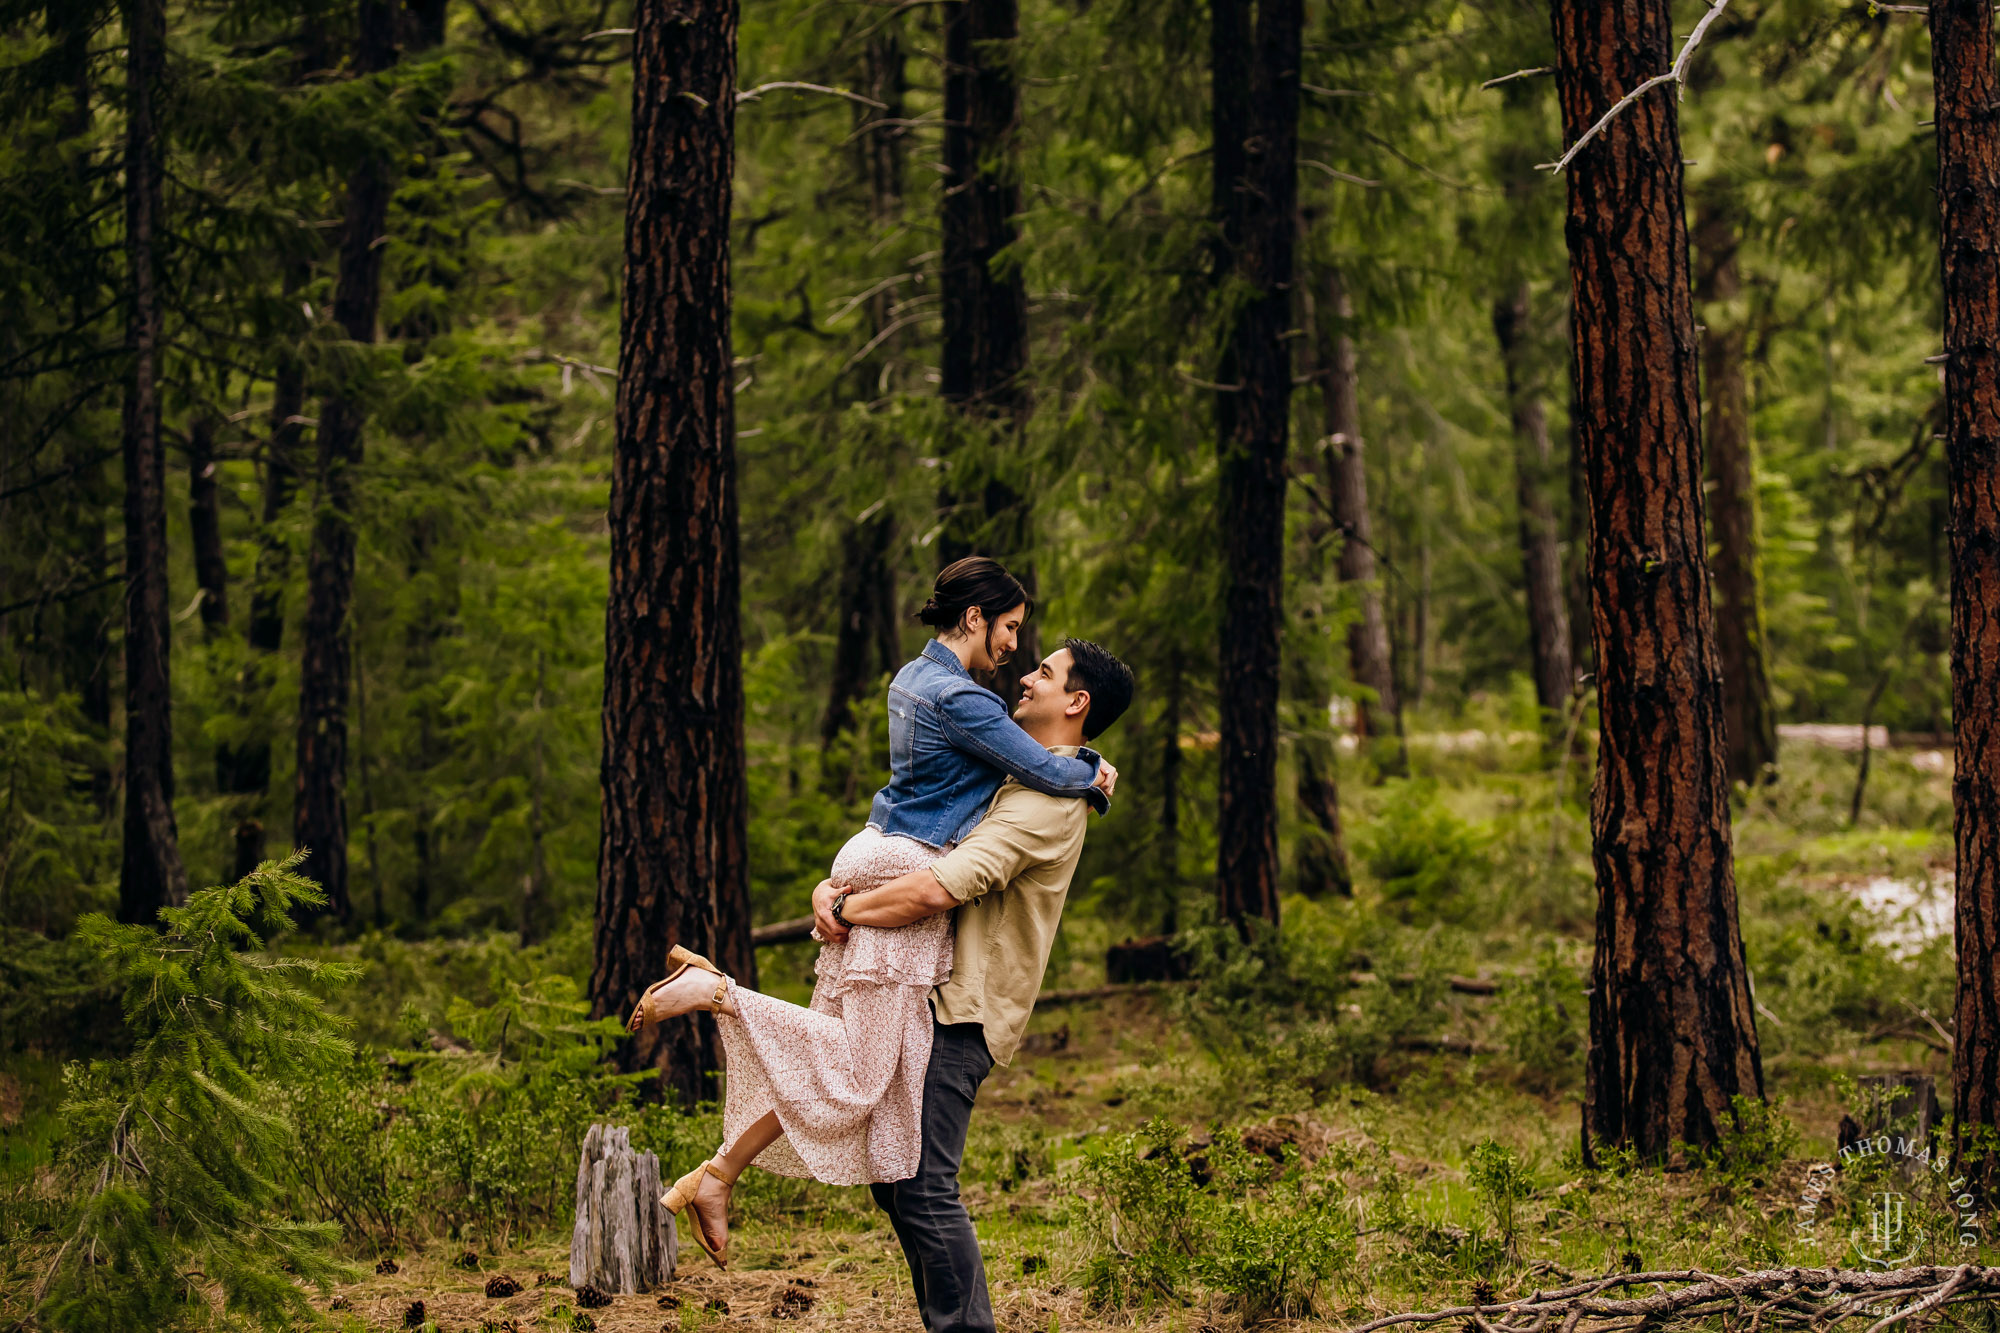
[1344,1264,2000,1333]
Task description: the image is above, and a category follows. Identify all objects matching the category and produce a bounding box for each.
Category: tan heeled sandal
[627,945,727,1033]
[662,1154,738,1268]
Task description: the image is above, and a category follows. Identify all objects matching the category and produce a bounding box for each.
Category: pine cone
[329,1297,352,1311]
[575,1284,612,1309]
[455,1250,482,1271]
[656,1293,681,1309]
[1471,1278,1496,1305]
[569,1315,597,1333]
[534,1272,568,1288]
[402,1299,425,1329]
[771,1288,815,1320]
[485,1273,522,1298]
[376,1257,401,1275]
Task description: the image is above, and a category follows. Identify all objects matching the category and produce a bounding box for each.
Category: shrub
[37,856,357,1332]
[1356,780,1491,922]
[1465,1139,1536,1261]
[1081,1117,1354,1321]
[1495,941,1585,1093]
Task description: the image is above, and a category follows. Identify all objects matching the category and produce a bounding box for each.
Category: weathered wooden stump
[568,1124,677,1292]
[1837,1072,1942,1182]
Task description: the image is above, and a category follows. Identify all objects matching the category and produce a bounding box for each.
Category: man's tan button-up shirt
[924,745,1093,1066]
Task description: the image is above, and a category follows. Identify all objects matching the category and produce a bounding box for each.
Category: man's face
[1013,647,1084,731]
[970,602,1027,671]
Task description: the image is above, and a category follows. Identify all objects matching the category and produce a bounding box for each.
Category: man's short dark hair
[1062,638,1136,740]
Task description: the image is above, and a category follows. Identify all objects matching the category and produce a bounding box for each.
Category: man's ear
[1065,688,1092,722]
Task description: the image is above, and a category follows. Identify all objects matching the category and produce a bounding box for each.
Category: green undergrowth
[0,738,1983,1330]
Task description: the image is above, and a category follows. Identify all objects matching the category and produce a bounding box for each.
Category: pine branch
[1539,0,1733,173]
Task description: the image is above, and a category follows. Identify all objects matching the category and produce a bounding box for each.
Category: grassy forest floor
[2,737,1984,1332]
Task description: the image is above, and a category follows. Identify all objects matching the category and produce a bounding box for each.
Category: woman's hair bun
[915,556,1031,632]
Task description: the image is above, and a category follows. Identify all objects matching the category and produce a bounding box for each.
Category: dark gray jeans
[870,1017,995,1333]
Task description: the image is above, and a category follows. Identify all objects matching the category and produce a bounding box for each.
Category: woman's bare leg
[688,1110,780,1257]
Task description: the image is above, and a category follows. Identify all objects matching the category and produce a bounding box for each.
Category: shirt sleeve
[935,682,1109,813]
[928,789,1078,904]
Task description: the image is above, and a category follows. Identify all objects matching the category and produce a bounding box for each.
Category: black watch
[831,890,855,927]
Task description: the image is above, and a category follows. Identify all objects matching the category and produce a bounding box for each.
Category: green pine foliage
[36,854,356,1332]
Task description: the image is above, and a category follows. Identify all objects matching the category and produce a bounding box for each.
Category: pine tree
[37,854,355,1332]
[1213,0,1303,930]
[1550,0,1764,1161]
[117,0,188,925]
[592,0,757,1104]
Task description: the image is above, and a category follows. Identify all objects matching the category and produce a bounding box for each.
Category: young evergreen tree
[1550,0,1764,1161]
[1213,0,1303,929]
[117,0,189,925]
[37,854,354,1332]
[1932,0,2000,1195]
[591,0,757,1104]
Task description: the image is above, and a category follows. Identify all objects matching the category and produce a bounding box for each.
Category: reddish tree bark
[1933,0,2000,1194]
[1213,0,1302,930]
[294,0,398,922]
[117,0,189,924]
[1550,0,1764,1162]
[589,0,756,1106]
[1691,192,1778,787]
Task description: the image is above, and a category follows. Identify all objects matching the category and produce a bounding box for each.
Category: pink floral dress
[712,825,953,1185]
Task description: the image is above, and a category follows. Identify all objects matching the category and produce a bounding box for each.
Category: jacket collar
[922,637,971,678]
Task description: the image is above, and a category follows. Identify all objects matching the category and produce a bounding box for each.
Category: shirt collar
[922,637,971,678]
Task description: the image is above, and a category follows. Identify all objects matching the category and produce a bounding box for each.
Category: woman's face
[965,602,1028,671]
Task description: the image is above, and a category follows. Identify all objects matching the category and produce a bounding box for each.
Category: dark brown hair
[917,557,1032,635]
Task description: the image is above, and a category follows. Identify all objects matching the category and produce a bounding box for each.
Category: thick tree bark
[1933,0,2000,1196]
[1314,265,1401,748]
[1212,0,1301,930]
[1691,192,1778,787]
[590,0,756,1106]
[937,0,1035,691]
[117,0,188,925]
[1493,284,1574,719]
[294,0,398,922]
[1551,0,1764,1162]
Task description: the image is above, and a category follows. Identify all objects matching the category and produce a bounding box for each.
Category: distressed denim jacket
[867,638,1109,848]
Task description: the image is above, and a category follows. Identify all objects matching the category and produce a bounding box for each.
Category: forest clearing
[8,0,2000,1329]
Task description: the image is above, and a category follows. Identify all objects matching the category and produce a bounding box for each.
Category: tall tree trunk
[590,0,755,1106]
[117,0,188,925]
[1313,265,1401,750]
[226,290,308,879]
[1934,0,2000,1196]
[1552,0,1764,1163]
[938,0,1035,691]
[187,417,228,637]
[1212,0,1301,931]
[823,33,906,757]
[294,0,398,922]
[1492,284,1574,719]
[1691,192,1777,787]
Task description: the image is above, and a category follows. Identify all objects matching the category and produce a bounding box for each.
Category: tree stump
[1837,1072,1941,1183]
[569,1124,677,1292]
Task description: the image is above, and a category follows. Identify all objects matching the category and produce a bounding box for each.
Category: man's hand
[1093,759,1118,800]
[811,878,850,943]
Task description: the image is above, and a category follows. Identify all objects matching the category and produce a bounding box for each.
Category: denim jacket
[867,638,1109,848]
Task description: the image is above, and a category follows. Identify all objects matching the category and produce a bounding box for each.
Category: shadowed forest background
[3,0,1998,1330]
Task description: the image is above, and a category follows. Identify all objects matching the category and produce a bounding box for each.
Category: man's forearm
[838,867,957,928]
